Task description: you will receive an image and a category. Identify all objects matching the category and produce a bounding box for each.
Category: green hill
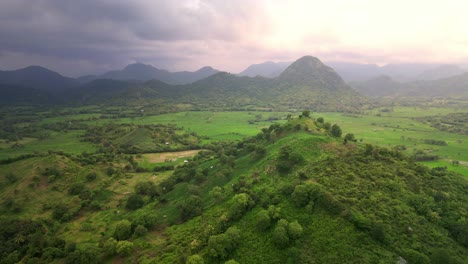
[0,117,466,263]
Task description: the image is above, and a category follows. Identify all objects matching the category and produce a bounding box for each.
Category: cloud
[0,0,269,75]
[0,0,468,76]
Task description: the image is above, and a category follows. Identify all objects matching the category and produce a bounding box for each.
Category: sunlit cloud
[0,0,467,76]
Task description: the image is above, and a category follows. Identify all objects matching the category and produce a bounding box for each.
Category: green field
[318,106,468,176]
[3,106,468,176]
[0,130,96,160]
[82,111,289,141]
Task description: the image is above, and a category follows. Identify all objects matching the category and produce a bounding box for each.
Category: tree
[186,254,204,264]
[331,124,342,137]
[344,133,356,144]
[229,193,252,220]
[208,227,241,259]
[126,194,144,210]
[135,181,158,197]
[255,210,271,231]
[113,220,132,240]
[287,221,303,240]
[302,110,311,118]
[273,219,290,248]
[102,238,117,256]
[316,117,324,123]
[291,185,310,207]
[116,241,134,256]
[133,224,148,237]
[178,195,203,221]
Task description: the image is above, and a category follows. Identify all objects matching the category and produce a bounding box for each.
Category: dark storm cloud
[0,0,264,75]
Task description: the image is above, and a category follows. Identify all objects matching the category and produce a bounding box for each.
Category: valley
[0,56,467,264]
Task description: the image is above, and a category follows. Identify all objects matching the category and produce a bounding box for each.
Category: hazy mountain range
[0,56,362,111]
[352,73,468,99]
[77,63,219,85]
[1,56,467,106]
[240,61,467,82]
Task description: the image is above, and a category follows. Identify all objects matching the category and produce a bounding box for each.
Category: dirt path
[142,150,202,163]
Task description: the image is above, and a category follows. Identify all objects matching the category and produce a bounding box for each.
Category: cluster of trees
[81,124,202,154]
[418,112,468,135]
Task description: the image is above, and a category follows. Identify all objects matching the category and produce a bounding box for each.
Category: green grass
[40,113,101,124]
[0,130,96,159]
[85,111,289,141]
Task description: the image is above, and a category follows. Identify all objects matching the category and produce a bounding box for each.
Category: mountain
[0,83,54,104]
[80,63,219,85]
[171,66,220,84]
[238,61,291,78]
[350,72,468,99]
[0,66,78,93]
[69,56,363,111]
[416,64,466,81]
[326,62,382,82]
[325,62,466,82]
[379,63,438,82]
[278,56,348,89]
[350,75,401,97]
[405,73,468,98]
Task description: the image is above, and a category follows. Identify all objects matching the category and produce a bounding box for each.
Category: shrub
[85,173,97,182]
[113,220,132,240]
[68,183,85,195]
[126,194,144,210]
[291,185,310,207]
[255,210,271,231]
[229,193,252,220]
[186,254,204,264]
[331,124,342,137]
[273,220,290,248]
[208,227,241,259]
[178,195,203,222]
[116,241,134,256]
[102,238,117,256]
[287,221,303,240]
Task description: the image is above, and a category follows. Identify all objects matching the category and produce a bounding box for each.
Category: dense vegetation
[0,117,466,263]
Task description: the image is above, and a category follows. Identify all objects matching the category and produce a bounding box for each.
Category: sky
[1,0,468,77]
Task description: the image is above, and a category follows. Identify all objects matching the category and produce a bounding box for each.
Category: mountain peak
[123,63,158,71]
[278,56,347,89]
[195,66,217,74]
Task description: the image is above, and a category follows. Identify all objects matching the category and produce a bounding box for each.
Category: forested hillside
[0,117,466,263]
